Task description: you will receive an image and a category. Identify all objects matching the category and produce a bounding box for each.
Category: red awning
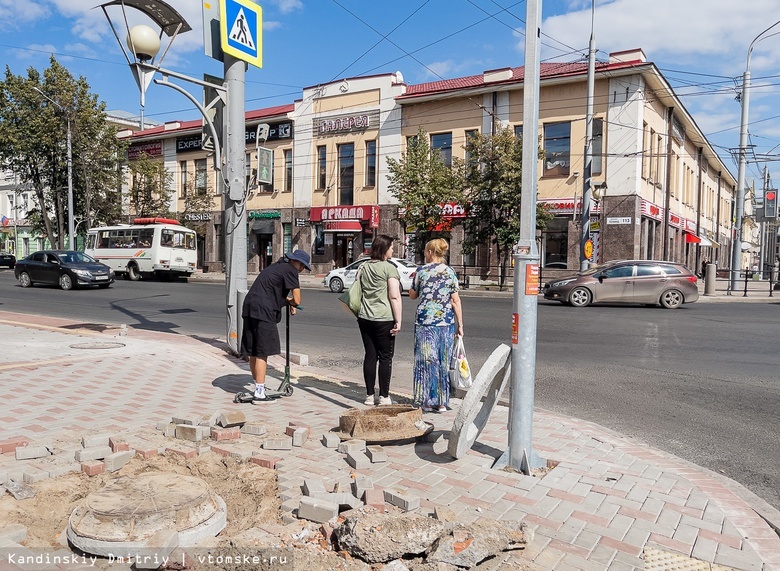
[685,233,701,243]
[323,220,362,232]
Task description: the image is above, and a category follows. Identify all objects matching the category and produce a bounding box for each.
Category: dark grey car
[14,250,115,290]
[543,260,699,309]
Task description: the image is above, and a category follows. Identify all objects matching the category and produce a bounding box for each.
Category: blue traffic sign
[219,0,262,68]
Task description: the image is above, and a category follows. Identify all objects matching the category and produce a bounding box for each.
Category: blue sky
[2,0,780,189]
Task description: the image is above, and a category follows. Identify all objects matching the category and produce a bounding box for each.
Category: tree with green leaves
[179,173,216,234]
[461,126,553,289]
[125,153,174,219]
[0,56,126,248]
[386,126,464,260]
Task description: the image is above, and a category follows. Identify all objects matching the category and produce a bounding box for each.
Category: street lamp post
[731,21,780,291]
[99,0,249,355]
[33,87,74,250]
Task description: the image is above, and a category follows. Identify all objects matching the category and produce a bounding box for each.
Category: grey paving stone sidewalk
[1,312,778,570]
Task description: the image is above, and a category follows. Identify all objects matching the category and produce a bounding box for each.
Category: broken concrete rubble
[333,512,532,567]
[333,512,447,564]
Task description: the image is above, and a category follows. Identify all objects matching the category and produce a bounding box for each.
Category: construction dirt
[0,452,279,549]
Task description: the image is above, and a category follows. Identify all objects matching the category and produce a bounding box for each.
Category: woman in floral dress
[409,239,464,412]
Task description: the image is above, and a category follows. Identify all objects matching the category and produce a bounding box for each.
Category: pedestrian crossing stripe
[219,0,263,68]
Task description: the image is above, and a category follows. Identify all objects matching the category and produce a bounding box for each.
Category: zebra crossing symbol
[219,0,262,68]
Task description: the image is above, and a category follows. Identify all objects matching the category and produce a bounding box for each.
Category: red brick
[287,422,311,436]
[166,446,197,460]
[81,461,105,476]
[210,445,232,457]
[548,489,585,504]
[697,528,742,550]
[599,535,643,557]
[364,488,385,511]
[109,436,129,452]
[132,445,158,459]
[211,427,241,441]
[0,437,29,454]
[249,455,281,469]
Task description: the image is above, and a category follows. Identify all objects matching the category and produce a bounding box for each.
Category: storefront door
[257,235,274,270]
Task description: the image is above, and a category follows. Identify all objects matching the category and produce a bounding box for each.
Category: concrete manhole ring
[69,342,126,350]
[67,474,226,557]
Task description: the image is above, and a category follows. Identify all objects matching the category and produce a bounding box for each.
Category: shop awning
[685,233,713,247]
[323,220,362,232]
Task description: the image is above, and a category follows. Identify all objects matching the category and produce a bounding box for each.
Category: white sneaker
[377,396,393,406]
[364,394,376,406]
[254,390,268,400]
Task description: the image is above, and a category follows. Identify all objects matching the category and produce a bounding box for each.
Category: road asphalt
[1,300,779,570]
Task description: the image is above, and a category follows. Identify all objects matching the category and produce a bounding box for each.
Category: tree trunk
[34,185,56,250]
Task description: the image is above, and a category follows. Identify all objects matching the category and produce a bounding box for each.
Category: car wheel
[127,264,141,281]
[19,272,32,288]
[329,277,344,293]
[660,289,683,309]
[568,287,591,307]
[59,274,73,291]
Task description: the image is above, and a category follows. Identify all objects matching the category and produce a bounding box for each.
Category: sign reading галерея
[314,110,380,136]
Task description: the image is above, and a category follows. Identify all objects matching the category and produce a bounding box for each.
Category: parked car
[0,253,15,269]
[14,250,115,290]
[542,260,699,309]
[324,257,417,293]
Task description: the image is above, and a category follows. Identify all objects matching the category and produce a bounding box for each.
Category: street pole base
[492,447,545,475]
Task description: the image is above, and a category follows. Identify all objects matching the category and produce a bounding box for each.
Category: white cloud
[16,43,58,61]
[264,21,282,31]
[0,0,47,30]
[273,0,303,14]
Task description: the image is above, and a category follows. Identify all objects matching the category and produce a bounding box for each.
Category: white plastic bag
[449,336,472,390]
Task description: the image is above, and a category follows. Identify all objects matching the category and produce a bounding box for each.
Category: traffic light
[766,189,778,219]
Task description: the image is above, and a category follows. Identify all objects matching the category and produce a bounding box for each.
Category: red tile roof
[399,58,644,99]
[125,103,294,139]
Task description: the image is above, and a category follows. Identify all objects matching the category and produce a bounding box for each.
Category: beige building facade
[118,49,739,281]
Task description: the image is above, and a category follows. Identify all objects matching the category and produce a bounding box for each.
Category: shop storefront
[248,210,281,271]
[309,205,380,271]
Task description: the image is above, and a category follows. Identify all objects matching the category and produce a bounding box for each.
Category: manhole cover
[67,474,226,557]
[69,342,126,350]
[335,405,433,442]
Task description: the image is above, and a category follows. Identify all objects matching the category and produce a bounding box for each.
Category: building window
[431,132,452,167]
[313,224,325,255]
[317,145,327,190]
[465,129,479,165]
[542,217,569,265]
[195,159,207,196]
[592,118,603,175]
[514,125,523,138]
[642,122,650,179]
[365,140,376,187]
[543,122,570,177]
[284,149,293,192]
[179,160,188,198]
[338,143,355,205]
[283,223,292,253]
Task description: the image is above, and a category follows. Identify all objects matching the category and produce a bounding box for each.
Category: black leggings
[357,318,395,398]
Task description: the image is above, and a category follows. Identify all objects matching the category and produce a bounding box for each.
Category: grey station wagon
[543,260,699,309]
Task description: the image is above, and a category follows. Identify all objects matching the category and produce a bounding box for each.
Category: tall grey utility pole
[223,54,248,355]
[579,1,596,271]
[506,0,544,475]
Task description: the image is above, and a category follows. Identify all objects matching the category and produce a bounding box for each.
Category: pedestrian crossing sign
[219,0,262,68]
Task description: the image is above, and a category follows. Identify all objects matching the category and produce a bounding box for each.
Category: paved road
[1,269,779,510]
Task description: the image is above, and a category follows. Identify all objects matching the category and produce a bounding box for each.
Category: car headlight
[551,279,576,288]
[72,269,92,278]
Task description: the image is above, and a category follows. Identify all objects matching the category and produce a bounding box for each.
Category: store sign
[441,202,467,218]
[176,135,204,152]
[669,213,681,227]
[685,219,697,233]
[314,110,380,136]
[183,212,212,221]
[295,218,308,227]
[248,210,281,220]
[310,205,380,228]
[128,140,163,160]
[641,200,663,221]
[245,122,292,144]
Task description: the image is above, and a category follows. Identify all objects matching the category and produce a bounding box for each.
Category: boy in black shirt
[241,250,310,399]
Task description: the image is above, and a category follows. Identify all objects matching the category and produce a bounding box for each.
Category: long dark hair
[370,234,394,261]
